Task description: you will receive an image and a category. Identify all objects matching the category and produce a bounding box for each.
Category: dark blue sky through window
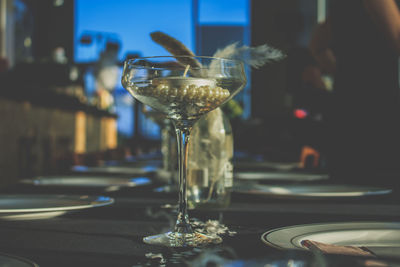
[199,0,248,24]
[75,0,193,62]
[75,0,249,62]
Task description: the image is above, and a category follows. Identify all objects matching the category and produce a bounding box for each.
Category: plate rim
[20,176,151,188]
[0,194,114,213]
[261,221,400,250]
[235,172,329,182]
[234,184,392,198]
[72,165,157,174]
[0,252,40,267]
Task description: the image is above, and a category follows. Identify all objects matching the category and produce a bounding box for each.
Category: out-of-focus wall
[0,97,117,186]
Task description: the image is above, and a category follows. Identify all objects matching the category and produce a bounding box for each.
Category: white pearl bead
[177,86,188,100]
[168,88,178,101]
[186,85,198,100]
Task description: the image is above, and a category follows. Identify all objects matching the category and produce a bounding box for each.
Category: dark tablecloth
[0,179,399,267]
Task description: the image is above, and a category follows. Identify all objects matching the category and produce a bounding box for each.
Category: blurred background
[0,0,331,186]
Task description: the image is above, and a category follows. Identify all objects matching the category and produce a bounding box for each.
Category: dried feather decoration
[150,31,202,72]
[212,42,285,68]
[208,42,285,75]
[148,31,284,112]
[150,31,284,77]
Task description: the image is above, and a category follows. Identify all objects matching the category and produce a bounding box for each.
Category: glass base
[143,231,222,247]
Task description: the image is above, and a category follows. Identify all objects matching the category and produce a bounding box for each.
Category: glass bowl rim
[123,55,244,70]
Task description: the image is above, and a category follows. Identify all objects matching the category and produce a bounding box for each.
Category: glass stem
[173,123,193,234]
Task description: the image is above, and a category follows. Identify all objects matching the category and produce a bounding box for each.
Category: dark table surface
[0,169,400,267]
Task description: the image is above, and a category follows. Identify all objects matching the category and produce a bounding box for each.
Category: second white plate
[22,176,151,191]
[0,194,114,220]
[233,183,392,198]
[235,171,329,182]
[0,253,39,267]
[72,165,157,175]
[261,221,400,258]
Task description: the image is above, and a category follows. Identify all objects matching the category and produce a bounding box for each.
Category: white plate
[21,176,151,191]
[223,258,307,267]
[233,183,392,198]
[0,195,114,220]
[261,222,400,258]
[235,172,329,182]
[235,161,300,171]
[0,253,39,267]
[72,165,157,175]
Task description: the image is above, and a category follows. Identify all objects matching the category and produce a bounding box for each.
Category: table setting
[1,33,400,267]
[1,167,399,266]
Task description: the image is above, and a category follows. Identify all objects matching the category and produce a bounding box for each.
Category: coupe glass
[121,56,246,247]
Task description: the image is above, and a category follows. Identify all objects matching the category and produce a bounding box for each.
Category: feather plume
[149,31,285,78]
[212,42,285,69]
[150,31,202,72]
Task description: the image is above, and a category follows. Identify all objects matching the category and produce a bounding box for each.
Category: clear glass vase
[187,108,233,209]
